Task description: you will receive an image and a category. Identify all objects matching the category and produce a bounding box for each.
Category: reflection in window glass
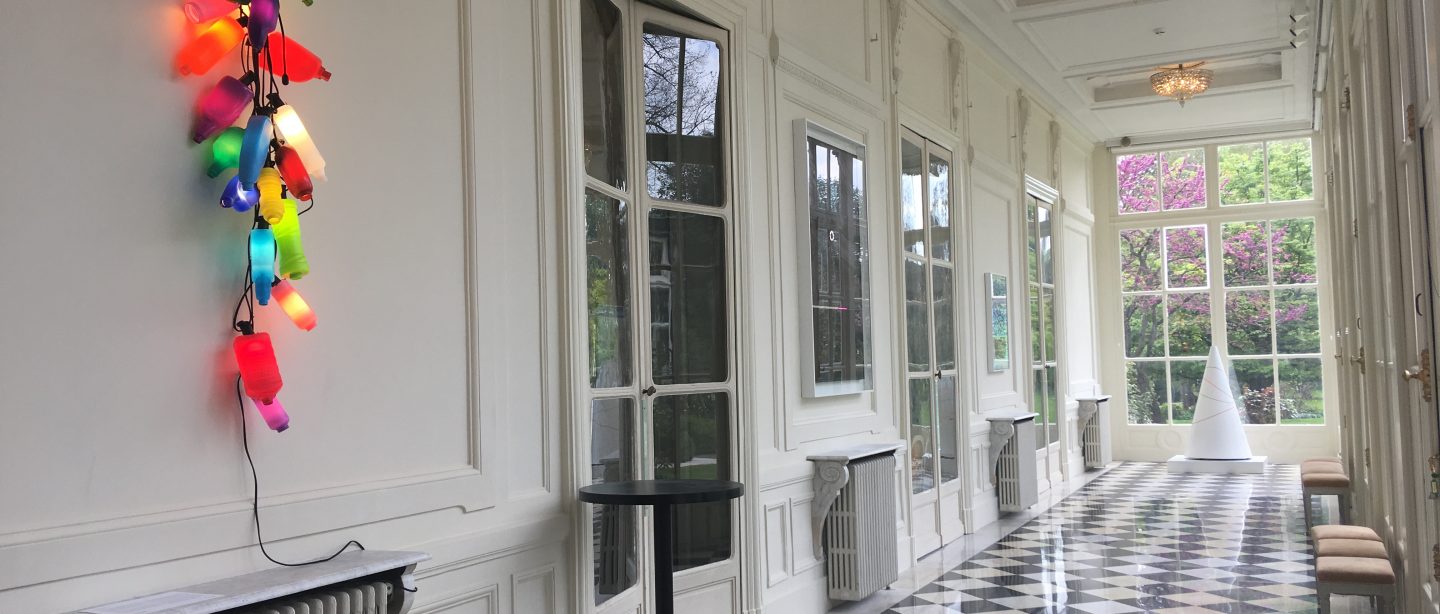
[591,398,636,604]
[586,190,632,387]
[899,138,925,256]
[937,375,959,483]
[1161,148,1206,211]
[933,266,955,371]
[580,0,626,189]
[909,378,934,494]
[1165,226,1208,288]
[642,24,723,206]
[806,134,872,394]
[1218,142,1265,205]
[1267,139,1314,201]
[904,259,929,372]
[929,154,952,261]
[653,393,731,570]
[649,210,727,385]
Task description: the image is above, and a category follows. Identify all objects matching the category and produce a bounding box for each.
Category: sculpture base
[1167,454,1268,474]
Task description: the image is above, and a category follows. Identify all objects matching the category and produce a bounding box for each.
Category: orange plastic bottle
[175,17,245,77]
[258,33,332,82]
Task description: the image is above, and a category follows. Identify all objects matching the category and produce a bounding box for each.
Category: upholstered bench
[1311,524,1381,542]
[1316,555,1396,613]
[1301,460,1351,526]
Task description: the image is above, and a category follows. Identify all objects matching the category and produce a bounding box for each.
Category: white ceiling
[947,0,1323,145]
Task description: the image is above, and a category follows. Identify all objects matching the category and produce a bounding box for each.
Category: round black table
[579,479,744,614]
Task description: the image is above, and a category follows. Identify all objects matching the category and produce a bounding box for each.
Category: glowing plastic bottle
[272,280,317,331]
[250,397,291,432]
[258,33,332,82]
[248,0,279,50]
[207,127,244,178]
[233,331,283,403]
[221,175,259,212]
[192,75,252,143]
[274,145,313,201]
[174,17,244,77]
[272,105,326,181]
[237,114,271,189]
[250,228,276,305]
[183,0,237,24]
[256,168,286,225]
[272,199,309,279]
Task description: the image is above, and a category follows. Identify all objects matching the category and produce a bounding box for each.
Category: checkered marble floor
[885,462,1325,613]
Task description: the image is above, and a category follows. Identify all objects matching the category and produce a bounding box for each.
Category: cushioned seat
[1302,459,1344,473]
[1303,473,1351,487]
[1316,556,1396,584]
[1316,538,1388,559]
[1305,457,1343,464]
[1312,525,1382,542]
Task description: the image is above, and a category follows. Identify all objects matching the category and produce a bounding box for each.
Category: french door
[1025,189,1062,489]
[899,129,963,556]
[578,2,739,613]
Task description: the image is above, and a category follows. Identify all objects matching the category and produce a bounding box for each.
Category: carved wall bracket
[807,442,903,559]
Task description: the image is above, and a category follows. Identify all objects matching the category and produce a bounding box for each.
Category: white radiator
[234,580,393,614]
[991,415,1038,512]
[822,453,898,601]
[1077,396,1112,469]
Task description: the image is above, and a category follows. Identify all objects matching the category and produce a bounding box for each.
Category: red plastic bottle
[275,145,313,201]
[234,332,284,403]
[259,33,332,82]
[175,17,245,77]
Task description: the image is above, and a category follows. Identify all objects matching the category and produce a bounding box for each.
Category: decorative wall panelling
[0,0,569,611]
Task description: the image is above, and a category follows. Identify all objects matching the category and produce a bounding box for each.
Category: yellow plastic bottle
[256,168,286,226]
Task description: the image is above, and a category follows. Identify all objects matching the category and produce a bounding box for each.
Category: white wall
[0,2,568,612]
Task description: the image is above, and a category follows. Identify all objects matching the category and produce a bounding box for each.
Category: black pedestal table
[578,479,744,614]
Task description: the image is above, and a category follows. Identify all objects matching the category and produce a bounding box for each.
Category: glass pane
[642,24,723,206]
[1218,142,1265,205]
[1275,288,1321,353]
[1033,365,1048,450]
[1123,295,1164,358]
[909,377,934,494]
[1167,292,1212,357]
[933,265,956,371]
[937,375,959,483]
[807,136,872,392]
[1165,225,1208,288]
[1222,221,1270,286]
[1279,358,1324,424]
[1160,148,1206,210]
[1126,361,1167,424]
[649,210,727,385]
[1267,139,1314,201]
[930,153,952,261]
[1117,153,1160,214]
[1044,364,1060,444]
[1233,359,1277,424]
[580,0,626,189]
[1042,286,1055,360]
[653,393,731,570]
[904,259,929,372]
[1119,228,1163,291]
[591,398,636,604]
[1037,205,1053,284]
[899,138,925,256]
[586,190,632,388]
[1029,286,1041,362]
[1272,218,1318,284]
[1026,200,1038,277]
[1226,290,1273,355]
[1169,360,1205,424]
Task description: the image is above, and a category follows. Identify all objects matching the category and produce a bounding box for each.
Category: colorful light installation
[178,0,332,433]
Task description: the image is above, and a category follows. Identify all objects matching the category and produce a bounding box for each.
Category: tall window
[1116,138,1323,425]
[900,130,958,494]
[1027,195,1059,448]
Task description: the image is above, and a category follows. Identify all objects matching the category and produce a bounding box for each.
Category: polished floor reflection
[879,463,1343,613]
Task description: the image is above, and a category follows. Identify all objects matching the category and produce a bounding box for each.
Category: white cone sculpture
[1185,346,1254,460]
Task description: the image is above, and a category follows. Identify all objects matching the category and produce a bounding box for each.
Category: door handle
[642,385,657,397]
[1350,347,1367,374]
[1403,349,1433,402]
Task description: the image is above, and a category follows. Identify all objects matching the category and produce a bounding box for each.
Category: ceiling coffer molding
[888,0,909,96]
[949,37,966,131]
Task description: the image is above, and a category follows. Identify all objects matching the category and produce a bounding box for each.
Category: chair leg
[1317,588,1331,614]
[1339,492,1351,525]
[1303,491,1313,527]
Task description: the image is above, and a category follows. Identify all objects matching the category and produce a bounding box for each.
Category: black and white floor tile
[884,463,1329,613]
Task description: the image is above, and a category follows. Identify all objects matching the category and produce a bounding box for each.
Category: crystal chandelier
[1150,62,1213,106]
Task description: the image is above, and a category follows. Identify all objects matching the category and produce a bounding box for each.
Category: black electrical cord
[236,375,365,566]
